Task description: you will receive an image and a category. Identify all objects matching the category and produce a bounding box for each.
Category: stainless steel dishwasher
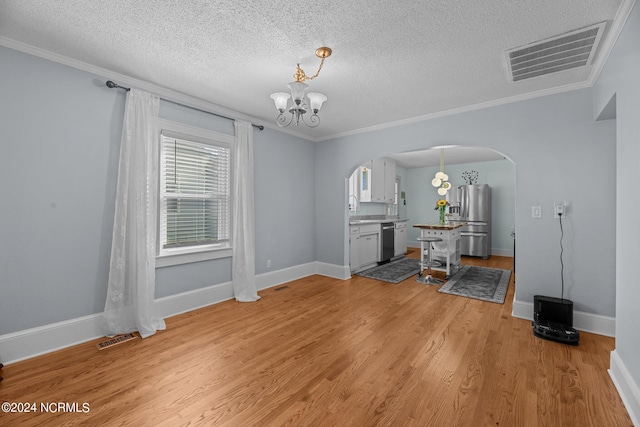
[381,222,395,263]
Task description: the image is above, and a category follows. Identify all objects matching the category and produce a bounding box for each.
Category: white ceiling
[0,0,626,144]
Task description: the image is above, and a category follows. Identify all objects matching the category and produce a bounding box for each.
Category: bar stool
[416,236,444,285]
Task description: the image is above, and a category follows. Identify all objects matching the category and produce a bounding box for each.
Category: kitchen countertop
[349,218,409,225]
[413,222,467,230]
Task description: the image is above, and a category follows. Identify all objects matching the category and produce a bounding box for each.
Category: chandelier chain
[294,56,328,82]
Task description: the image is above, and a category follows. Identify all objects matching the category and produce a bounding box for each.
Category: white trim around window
[156,119,234,267]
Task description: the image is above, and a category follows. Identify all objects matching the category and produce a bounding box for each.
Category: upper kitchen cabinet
[371,157,396,203]
[348,157,396,207]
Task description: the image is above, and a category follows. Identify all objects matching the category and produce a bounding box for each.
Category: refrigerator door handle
[464,185,470,218]
[461,232,487,237]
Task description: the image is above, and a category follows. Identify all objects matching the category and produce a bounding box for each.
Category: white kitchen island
[413,222,465,278]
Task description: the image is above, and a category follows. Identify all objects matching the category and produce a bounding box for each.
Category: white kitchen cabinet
[350,223,381,272]
[384,158,396,203]
[371,157,396,203]
[349,227,361,270]
[394,221,408,257]
[371,158,385,202]
[360,231,380,266]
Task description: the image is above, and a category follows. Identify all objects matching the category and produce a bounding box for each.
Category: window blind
[160,135,230,249]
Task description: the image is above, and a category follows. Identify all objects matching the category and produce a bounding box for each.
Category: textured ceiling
[0,0,625,142]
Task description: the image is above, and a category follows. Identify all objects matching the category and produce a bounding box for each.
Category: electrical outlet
[554,201,565,218]
[531,206,542,219]
[267,259,272,268]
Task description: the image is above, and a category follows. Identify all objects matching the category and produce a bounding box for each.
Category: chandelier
[270,47,332,128]
[432,148,451,195]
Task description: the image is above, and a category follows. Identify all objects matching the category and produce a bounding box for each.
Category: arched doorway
[347,145,516,276]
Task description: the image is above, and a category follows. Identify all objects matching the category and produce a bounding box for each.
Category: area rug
[438,265,511,304]
[356,258,420,284]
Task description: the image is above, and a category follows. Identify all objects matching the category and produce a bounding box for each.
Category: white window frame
[156,119,234,267]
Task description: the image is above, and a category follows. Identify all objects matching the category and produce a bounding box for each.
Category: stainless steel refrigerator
[446,184,492,259]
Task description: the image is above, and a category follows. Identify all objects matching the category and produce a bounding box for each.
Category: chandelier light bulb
[433,148,450,196]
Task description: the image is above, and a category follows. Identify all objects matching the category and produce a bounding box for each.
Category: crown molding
[316,79,593,142]
[0,36,318,140]
[3,0,635,145]
[589,0,637,86]
[316,0,637,143]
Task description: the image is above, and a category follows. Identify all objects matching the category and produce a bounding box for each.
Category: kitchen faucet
[348,194,359,212]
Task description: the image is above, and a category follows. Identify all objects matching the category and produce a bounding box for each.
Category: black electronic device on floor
[534,295,573,325]
[532,295,580,345]
[533,214,580,345]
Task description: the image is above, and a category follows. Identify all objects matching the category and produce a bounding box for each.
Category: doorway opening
[346,145,516,277]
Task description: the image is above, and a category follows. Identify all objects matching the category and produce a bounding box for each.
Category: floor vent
[96,333,139,350]
[274,286,289,291]
[505,22,606,82]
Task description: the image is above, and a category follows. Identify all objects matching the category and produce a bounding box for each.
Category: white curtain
[103,89,166,338]
[232,120,260,302]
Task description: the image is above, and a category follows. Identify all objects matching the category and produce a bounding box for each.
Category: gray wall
[594,1,640,396]
[315,88,616,317]
[0,45,315,334]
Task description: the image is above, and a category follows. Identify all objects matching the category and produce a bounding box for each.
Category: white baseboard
[315,261,352,280]
[491,248,514,257]
[511,299,616,337]
[154,281,234,319]
[3,265,617,365]
[0,261,347,365]
[0,313,103,365]
[609,350,640,426]
[256,262,317,289]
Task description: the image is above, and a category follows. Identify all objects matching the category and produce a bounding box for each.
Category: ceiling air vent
[505,22,606,82]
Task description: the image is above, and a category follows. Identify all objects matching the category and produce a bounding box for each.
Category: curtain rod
[105,81,264,131]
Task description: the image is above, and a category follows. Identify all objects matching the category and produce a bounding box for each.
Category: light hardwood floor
[0,252,632,426]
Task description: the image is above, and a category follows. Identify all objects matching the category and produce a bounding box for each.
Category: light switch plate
[532,206,542,218]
